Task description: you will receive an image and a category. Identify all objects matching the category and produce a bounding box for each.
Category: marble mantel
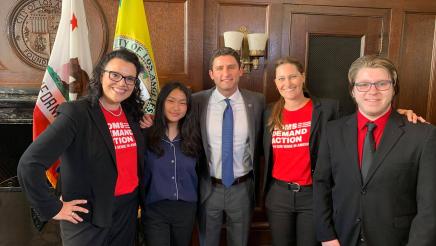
[0,88,38,124]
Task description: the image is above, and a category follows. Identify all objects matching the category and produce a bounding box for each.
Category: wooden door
[281,5,390,115]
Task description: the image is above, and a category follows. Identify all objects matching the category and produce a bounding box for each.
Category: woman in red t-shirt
[18,49,145,245]
[263,57,341,246]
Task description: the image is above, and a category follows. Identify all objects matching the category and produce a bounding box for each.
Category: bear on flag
[32,0,93,187]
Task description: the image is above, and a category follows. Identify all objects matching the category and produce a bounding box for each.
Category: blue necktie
[222,98,234,187]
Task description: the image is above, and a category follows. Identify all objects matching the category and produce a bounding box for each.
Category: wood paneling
[203,1,270,94]
[282,5,390,114]
[147,0,205,91]
[398,13,436,122]
[283,5,390,61]
[145,2,186,76]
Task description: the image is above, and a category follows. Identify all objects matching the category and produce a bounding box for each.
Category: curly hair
[147,81,201,158]
[87,48,145,121]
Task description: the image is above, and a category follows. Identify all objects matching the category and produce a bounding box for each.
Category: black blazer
[17,99,145,228]
[314,112,436,246]
[262,97,339,194]
[192,88,265,204]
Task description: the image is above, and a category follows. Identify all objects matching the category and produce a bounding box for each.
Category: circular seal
[8,0,62,70]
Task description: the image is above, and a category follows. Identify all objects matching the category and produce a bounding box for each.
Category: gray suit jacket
[192,88,265,204]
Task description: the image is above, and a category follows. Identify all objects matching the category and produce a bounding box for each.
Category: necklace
[99,99,123,117]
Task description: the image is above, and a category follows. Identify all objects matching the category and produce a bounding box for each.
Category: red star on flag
[71,13,78,31]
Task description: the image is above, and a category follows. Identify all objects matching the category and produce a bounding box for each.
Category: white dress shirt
[206,88,251,179]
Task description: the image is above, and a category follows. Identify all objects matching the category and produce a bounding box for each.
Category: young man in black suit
[314,55,436,246]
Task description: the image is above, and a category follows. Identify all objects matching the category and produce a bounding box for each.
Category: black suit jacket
[192,88,265,204]
[314,111,436,246]
[17,99,145,228]
[262,97,339,194]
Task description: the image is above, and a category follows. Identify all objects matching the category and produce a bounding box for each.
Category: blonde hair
[348,55,399,95]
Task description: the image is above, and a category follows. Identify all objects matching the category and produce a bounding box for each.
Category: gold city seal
[8,0,62,70]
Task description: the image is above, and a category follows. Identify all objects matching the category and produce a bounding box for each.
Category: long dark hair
[147,81,201,158]
[87,48,145,121]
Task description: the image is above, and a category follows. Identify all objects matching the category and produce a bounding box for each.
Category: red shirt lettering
[101,106,138,196]
[272,100,313,185]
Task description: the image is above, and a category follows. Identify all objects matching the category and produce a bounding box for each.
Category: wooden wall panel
[283,5,390,61]
[143,0,204,91]
[145,2,186,76]
[203,1,270,94]
[398,13,436,122]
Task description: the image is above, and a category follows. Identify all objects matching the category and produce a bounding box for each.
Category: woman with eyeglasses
[141,82,202,246]
[18,49,145,245]
[263,57,423,246]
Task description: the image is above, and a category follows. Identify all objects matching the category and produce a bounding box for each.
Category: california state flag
[32,0,92,187]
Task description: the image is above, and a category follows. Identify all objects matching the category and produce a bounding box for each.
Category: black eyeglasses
[103,70,138,86]
[353,80,393,92]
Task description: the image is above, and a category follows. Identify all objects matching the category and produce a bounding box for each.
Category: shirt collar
[211,88,242,104]
[162,134,181,143]
[357,107,392,130]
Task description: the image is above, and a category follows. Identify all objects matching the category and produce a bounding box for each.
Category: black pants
[142,200,197,246]
[265,181,319,246]
[60,190,139,246]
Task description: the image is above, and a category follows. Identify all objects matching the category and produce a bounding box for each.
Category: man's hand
[52,197,88,224]
[140,114,154,129]
[397,109,427,124]
[322,239,341,246]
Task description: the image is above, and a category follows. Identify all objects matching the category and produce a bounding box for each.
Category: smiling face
[209,55,243,97]
[100,58,137,110]
[275,63,306,102]
[352,67,395,120]
[164,88,188,124]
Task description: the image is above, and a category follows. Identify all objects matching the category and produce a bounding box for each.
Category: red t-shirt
[271,100,313,185]
[101,105,138,196]
[357,108,392,168]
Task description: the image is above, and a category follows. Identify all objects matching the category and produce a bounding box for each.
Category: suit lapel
[343,114,363,185]
[240,89,255,158]
[126,113,144,174]
[310,99,321,144]
[199,89,214,163]
[88,102,116,165]
[264,107,272,156]
[363,112,404,187]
